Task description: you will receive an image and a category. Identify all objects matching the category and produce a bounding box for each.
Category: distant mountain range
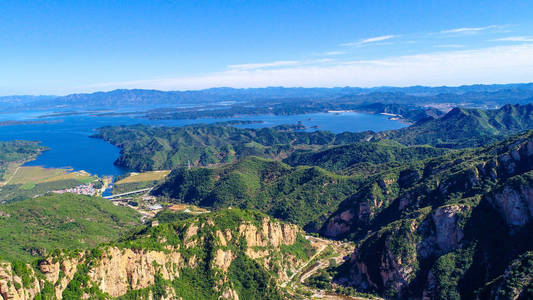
[1,83,533,111]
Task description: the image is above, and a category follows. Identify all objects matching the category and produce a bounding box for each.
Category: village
[52,183,97,196]
[47,170,208,224]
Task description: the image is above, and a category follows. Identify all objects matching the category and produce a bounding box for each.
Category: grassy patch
[115,170,171,184]
[0,193,140,262]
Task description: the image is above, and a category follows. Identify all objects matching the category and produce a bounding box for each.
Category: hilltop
[0,193,140,262]
[376,103,533,148]
[93,123,373,172]
[322,130,533,298]
[0,209,322,299]
[153,156,362,231]
[284,140,448,175]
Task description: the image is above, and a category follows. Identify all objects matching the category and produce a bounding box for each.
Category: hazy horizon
[2,81,533,98]
[2,1,533,95]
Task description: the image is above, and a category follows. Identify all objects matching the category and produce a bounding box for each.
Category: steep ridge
[153,156,363,232]
[0,209,317,300]
[284,140,448,175]
[376,103,533,148]
[325,130,533,298]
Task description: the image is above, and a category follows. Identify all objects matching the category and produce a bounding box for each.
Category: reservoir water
[0,111,407,176]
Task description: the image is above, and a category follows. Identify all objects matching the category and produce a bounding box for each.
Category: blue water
[0,111,406,176]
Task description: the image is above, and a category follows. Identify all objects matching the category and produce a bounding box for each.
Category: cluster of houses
[53,184,97,196]
[111,195,162,211]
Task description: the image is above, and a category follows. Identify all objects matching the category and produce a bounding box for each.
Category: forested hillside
[0,194,140,262]
[152,140,449,231]
[0,209,318,300]
[1,103,531,299]
[323,130,533,298]
[95,104,533,175]
[284,140,448,174]
[153,156,362,231]
[376,103,533,148]
[0,141,47,178]
[94,123,373,171]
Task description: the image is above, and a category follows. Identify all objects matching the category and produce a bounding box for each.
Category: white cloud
[341,35,396,47]
[86,44,533,91]
[440,25,498,34]
[492,36,533,42]
[324,51,344,56]
[433,44,464,48]
[228,60,300,70]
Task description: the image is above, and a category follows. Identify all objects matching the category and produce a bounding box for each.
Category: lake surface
[0,111,406,176]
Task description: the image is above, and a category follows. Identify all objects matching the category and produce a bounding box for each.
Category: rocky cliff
[0,209,314,300]
[329,130,533,299]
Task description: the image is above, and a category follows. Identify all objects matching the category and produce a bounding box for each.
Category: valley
[0,94,531,299]
[3,2,533,298]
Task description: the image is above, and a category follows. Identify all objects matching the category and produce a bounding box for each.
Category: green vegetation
[0,166,98,203]
[29,208,312,299]
[477,251,533,299]
[229,255,282,300]
[154,156,363,231]
[430,246,476,300]
[280,235,315,261]
[0,179,89,203]
[1,103,532,299]
[0,193,140,262]
[325,130,533,298]
[93,123,372,171]
[284,140,448,174]
[0,140,47,179]
[377,103,533,148]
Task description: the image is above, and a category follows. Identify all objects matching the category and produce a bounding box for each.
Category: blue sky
[1,0,533,95]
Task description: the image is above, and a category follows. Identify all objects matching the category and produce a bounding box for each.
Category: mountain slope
[284,140,448,174]
[0,209,317,300]
[0,194,140,262]
[325,130,533,298]
[94,123,372,172]
[376,104,533,148]
[153,156,363,231]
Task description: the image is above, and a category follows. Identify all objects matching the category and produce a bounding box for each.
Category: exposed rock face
[431,205,468,253]
[324,174,399,239]
[239,218,298,248]
[0,213,308,300]
[335,132,533,298]
[346,218,422,297]
[88,247,183,297]
[487,183,533,228]
[213,249,234,272]
[38,255,81,298]
[0,263,40,300]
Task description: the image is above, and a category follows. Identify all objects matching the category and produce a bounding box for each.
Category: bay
[0,111,406,176]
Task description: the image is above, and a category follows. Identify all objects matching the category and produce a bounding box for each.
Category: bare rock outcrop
[0,263,40,300]
[431,205,468,253]
[0,212,309,300]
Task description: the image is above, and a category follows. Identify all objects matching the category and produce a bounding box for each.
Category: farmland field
[115,170,171,184]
